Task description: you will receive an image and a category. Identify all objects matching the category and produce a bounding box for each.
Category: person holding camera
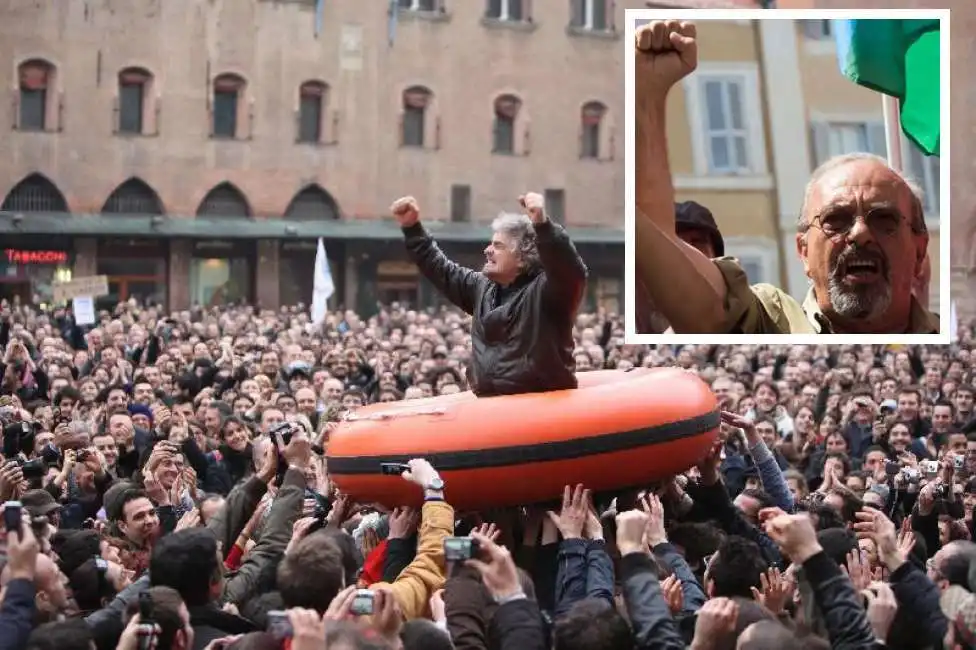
[366,459,454,621]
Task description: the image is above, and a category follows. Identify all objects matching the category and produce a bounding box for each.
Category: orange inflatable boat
[325,367,719,510]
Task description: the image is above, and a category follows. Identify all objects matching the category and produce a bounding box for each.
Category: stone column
[168,240,192,311]
[255,240,280,309]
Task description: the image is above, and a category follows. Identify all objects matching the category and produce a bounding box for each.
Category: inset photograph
[625,10,948,343]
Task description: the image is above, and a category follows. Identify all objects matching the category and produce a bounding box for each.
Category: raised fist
[634,20,698,103]
[390,196,420,228]
[519,192,546,224]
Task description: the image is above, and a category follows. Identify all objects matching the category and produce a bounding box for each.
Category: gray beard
[827,275,892,320]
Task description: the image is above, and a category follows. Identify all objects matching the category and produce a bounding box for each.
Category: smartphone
[138,591,155,623]
[267,610,293,639]
[380,463,410,476]
[3,501,22,533]
[350,590,375,616]
[137,591,156,650]
[444,536,479,562]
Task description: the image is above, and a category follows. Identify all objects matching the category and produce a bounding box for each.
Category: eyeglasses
[808,207,907,240]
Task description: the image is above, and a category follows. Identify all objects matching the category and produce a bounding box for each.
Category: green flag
[833,18,941,156]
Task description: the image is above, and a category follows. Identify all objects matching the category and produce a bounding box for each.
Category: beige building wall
[0,0,659,229]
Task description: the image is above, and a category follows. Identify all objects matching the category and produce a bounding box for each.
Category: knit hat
[941,585,976,646]
[128,403,154,427]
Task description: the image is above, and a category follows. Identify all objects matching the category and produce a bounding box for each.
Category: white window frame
[403,0,436,11]
[899,132,941,228]
[683,62,769,179]
[724,237,779,286]
[808,113,887,164]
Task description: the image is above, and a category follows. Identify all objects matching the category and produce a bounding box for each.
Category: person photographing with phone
[390,193,588,398]
[364,458,454,621]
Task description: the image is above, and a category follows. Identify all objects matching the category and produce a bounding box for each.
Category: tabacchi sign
[5,249,68,264]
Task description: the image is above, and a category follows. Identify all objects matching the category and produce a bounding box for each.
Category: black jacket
[618,552,685,650]
[801,550,878,649]
[403,220,587,397]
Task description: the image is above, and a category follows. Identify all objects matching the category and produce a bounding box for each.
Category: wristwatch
[424,476,445,500]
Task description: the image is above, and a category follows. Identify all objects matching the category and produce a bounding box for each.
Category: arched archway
[284,184,340,221]
[102,177,165,215]
[1,173,69,213]
[196,182,251,218]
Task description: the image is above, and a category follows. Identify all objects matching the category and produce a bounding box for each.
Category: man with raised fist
[632,20,936,335]
[390,193,587,397]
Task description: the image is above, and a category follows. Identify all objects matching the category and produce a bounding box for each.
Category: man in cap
[636,201,724,333]
[632,19,938,335]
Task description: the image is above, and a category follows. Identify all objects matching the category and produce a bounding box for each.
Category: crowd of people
[0,297,973,650]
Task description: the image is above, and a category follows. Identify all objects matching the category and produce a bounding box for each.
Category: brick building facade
[0,0,650,313]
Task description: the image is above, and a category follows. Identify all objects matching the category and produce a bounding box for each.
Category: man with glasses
[632,19,938,334]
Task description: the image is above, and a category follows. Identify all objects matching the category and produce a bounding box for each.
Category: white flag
[951,300,958,342]
[311,238,334,326]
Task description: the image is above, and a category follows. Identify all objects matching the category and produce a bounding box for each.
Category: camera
[3,501,22,532]
[269,422,325,455]
[138,592,156,650]
[40,443,61,466]
[380,463,410,476]
[2,420,34,458]
[350,590,374,616]
[16,458,46,481]
[920,460,940,477]
[266,610,293,639]
[900,467,920,483]
[955,455,965,471]
[933,483,948,499]
[444,536,480,562]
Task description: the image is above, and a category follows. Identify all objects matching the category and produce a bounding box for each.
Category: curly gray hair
[491,212,541,273]
[797,152,928,238]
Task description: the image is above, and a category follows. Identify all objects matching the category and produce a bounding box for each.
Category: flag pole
[882,94,904,172]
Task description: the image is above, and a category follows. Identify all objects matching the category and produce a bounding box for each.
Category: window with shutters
[196,182,252,218]
[684,64,767,177]
[0,173,69,213]
[450,185,471,222]
[117,68,152,135]
[485,0,527,22]
[903,136,940,218]
[17,59,54,131]
[544,189,566,224]
[401,86,432,148]
[492,94,521,154]
[212,74,246,139]
[298,81,327,144]
[701,77,750,173]
[580,101,606,159]
[569,0,611,32]
[102,178,165,215]
[809,120,887,168]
